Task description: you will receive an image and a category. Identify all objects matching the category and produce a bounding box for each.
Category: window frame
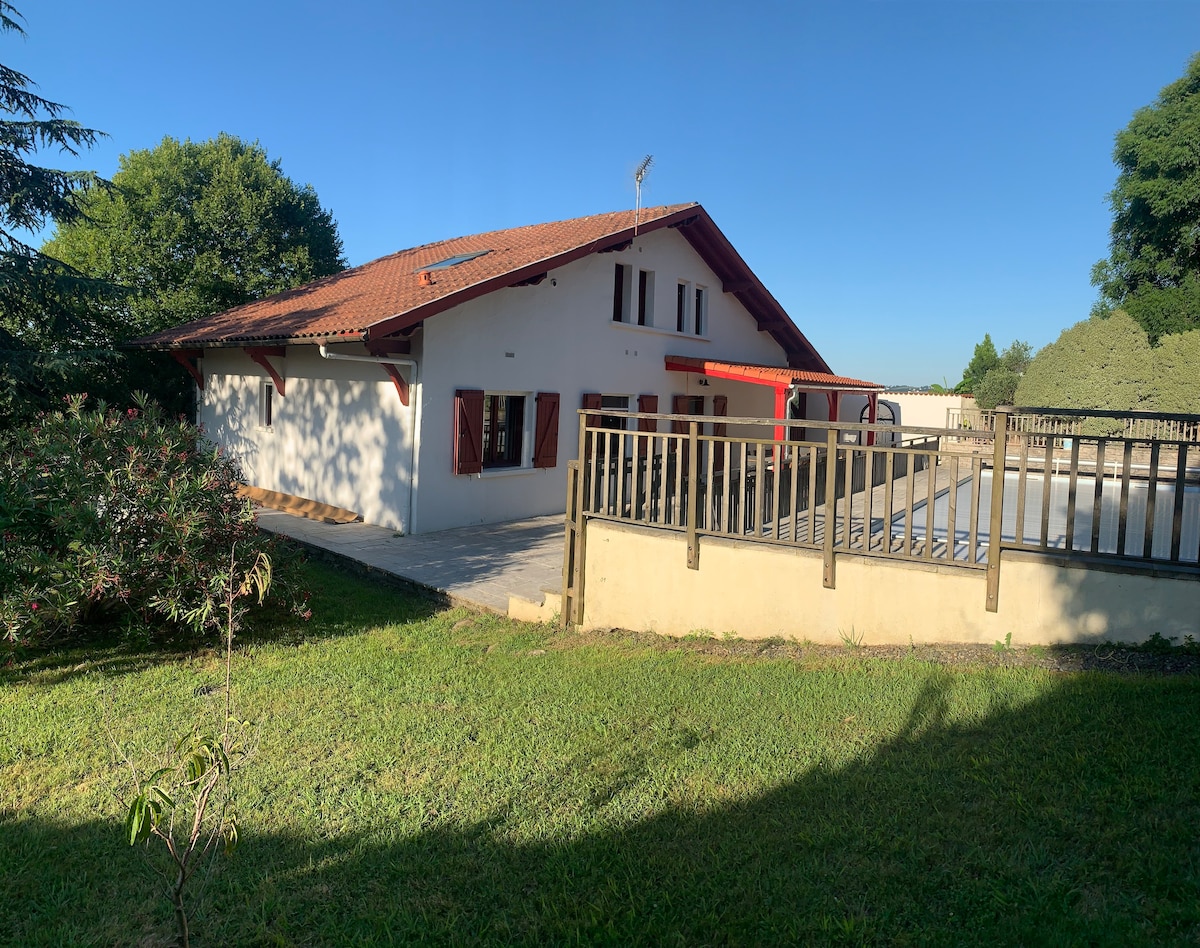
[258,380,275,431]
[481,392,528,470]
[612,263,632,323]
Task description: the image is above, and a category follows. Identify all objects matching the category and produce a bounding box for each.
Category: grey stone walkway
[256,509,564,618]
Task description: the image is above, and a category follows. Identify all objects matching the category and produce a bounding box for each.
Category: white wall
[883,393,976,430]
[583,521,1200,646]
[198,347,415,532]
[414,227,787,533]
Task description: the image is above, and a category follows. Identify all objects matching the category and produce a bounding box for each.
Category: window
[600,394,630,428]
[259,381,274,429]
[418,249,491,272]
[612,264,631,322]
[482,394,525,468]
[694,285,707,335]
[454,390,559,475]
[676,282,688,332]
[612,264,657,328]
[637,269,654,326]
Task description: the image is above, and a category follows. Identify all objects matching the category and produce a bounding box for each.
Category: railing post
[686,419,700,569]
[986,406,1010,612]
[561,460,579,629]
[571,413,591,626]
[823,426,839,588]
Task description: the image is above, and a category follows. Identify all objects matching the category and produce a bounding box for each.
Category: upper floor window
[694,285,707,335]
[613,264,630,322]
[637,270,654,326]
[612,263,655,326]
[674,281,708,335]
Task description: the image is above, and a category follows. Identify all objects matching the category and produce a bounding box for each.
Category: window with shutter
[532,393,560,468]
[453,389,485,474]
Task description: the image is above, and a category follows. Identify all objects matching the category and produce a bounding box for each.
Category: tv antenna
[633,154,653,234]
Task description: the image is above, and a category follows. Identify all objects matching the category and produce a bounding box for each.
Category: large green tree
[47,133,347,343]
[1092,54,1200,340]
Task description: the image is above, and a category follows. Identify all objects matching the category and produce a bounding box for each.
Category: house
[131,203,883,534]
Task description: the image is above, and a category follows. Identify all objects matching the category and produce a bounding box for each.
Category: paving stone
[257,509,563,616]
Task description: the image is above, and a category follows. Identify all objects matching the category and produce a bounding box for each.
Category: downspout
[318,344,419,534]
[785,383,805,445]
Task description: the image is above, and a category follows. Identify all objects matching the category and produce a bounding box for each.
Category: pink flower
[29,602,38,611]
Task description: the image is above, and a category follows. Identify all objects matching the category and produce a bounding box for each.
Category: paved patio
[256,509,565,618]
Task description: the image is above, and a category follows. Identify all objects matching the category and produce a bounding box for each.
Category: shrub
[0,394,306,647]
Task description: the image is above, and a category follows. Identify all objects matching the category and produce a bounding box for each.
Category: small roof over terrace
[665,355,886,442]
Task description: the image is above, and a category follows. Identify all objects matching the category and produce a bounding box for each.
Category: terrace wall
[582,520,1200,645]
[564,406,1200,646]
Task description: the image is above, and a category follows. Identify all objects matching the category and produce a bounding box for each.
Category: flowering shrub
[0,394,306,646]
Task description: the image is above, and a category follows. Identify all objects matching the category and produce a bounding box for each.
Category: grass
[2,560,1199,946]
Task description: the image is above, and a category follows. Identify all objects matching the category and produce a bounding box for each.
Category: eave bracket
[244,346,286,396]
[171,349,204,391]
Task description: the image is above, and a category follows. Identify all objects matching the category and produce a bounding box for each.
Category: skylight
[418,249,491,272]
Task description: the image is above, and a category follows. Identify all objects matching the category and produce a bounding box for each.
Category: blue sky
[9,1,1200,385]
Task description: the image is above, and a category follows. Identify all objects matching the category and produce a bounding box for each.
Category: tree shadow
[3,671,1198,945]
[1,558,445,687]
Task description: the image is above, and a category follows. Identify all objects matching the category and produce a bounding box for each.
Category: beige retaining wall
[582,520,1200,646]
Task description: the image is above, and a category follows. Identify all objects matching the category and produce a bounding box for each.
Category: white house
[133,204,883,534]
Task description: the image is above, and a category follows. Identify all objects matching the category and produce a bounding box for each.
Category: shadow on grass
[1,559,445,687]
[3,672,1198,946]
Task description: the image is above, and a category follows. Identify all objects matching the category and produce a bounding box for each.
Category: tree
[46,134,347,345]
[1091,54,1200,340]
[0,2,103,258]
[0,2,110,422]
[953,333,999,394]
[951,335,1032,408]
[1014,311,1160,411]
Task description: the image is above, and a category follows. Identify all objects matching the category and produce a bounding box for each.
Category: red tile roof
[130,203,831,372]
[666,356,882,392]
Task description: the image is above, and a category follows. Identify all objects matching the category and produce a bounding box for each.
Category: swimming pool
[900,469,1200,563]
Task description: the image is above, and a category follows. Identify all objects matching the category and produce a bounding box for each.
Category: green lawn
[2,561,1198,946]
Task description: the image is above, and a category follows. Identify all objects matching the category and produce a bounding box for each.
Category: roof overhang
[125,204,834,374]
[665,355,883,393]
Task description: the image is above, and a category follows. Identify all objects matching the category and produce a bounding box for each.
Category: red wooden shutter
[582,392,603,459]
[713,394,728,472]
[532,392,560,468]
[453,389,484,475]
[671,394,690,434]
[712,395,728,436]
[582,392,603,426]
[637,394,658,456]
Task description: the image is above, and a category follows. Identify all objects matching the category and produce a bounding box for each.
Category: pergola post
[773,386,788,443]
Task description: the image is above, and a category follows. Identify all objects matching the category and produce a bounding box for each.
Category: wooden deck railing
[563,407,1200,625]
[948,406,1200,444]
